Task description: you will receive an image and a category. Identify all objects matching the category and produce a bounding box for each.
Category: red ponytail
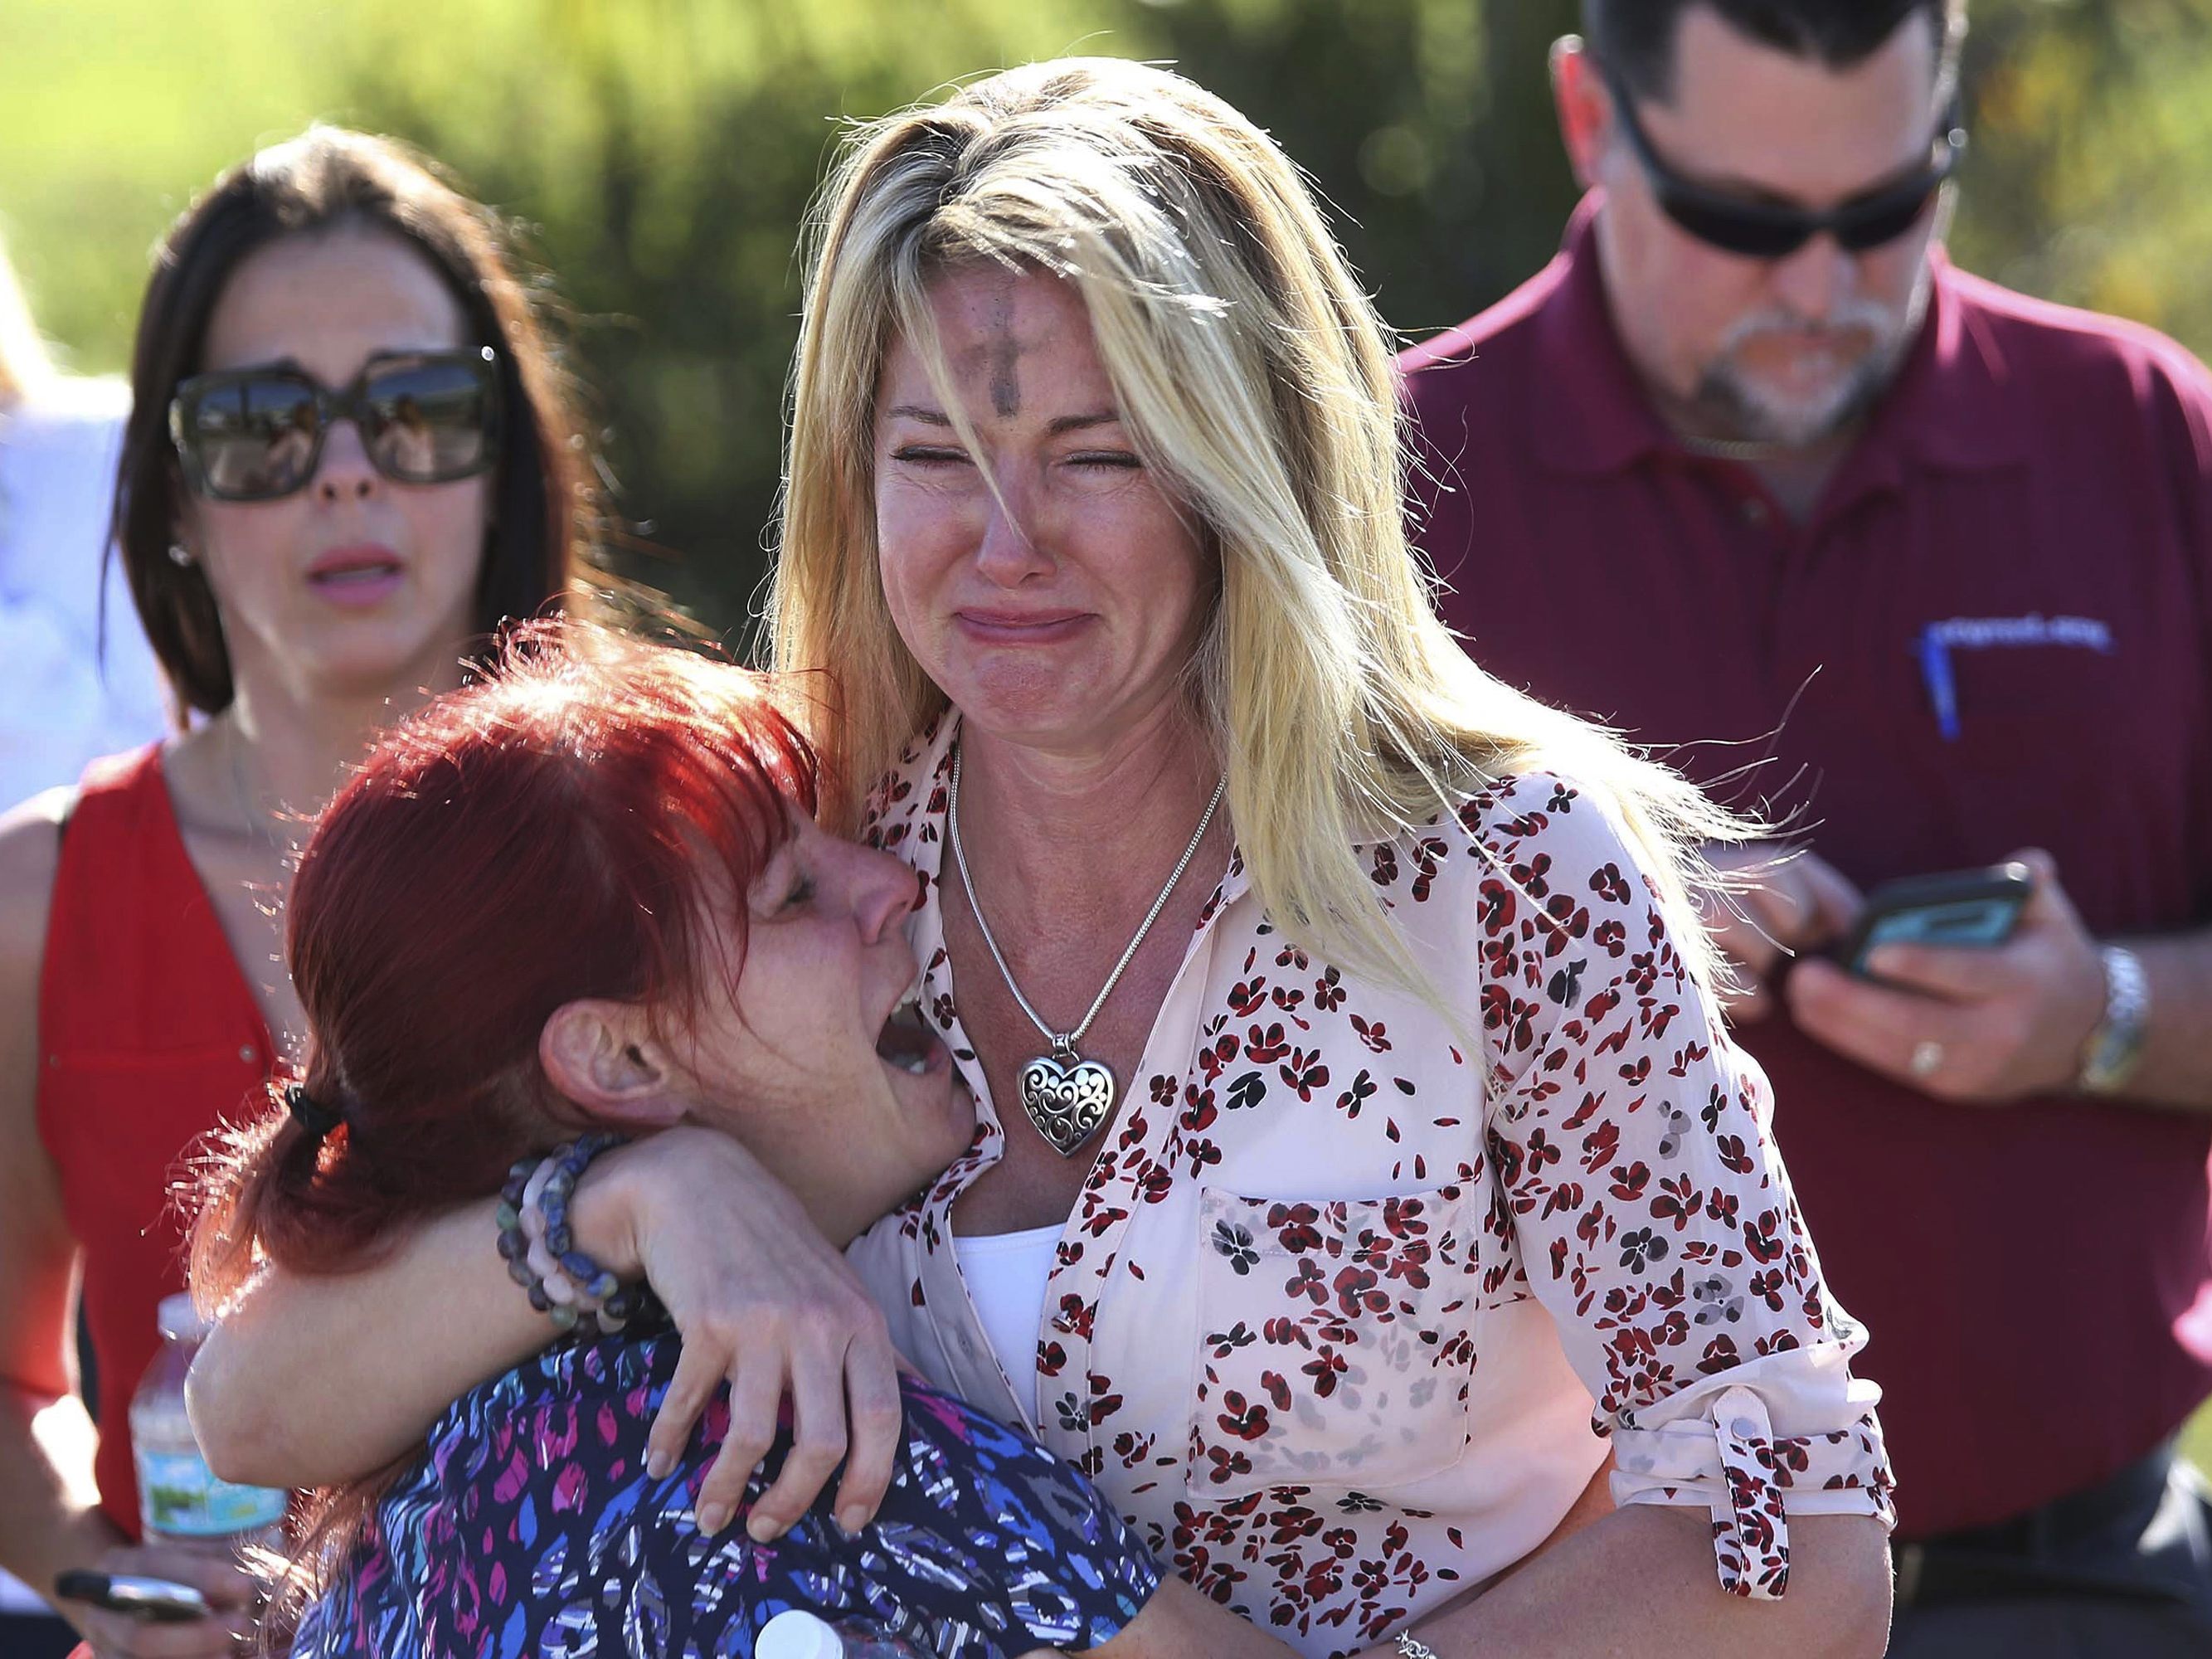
[190,622,820,1637]
[193,616,818,1307]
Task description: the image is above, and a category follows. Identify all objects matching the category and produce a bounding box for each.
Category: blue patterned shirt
[292,1334,1162,1657]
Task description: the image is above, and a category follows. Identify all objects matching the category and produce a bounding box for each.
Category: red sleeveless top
[36,745,274,1537]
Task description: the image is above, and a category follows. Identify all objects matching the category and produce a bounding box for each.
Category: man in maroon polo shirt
[1401,1,2212,1652]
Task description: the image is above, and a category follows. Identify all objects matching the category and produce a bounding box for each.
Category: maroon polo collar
[1530,192,2030,486]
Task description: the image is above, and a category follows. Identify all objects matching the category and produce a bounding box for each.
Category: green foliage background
[4,0,2212,1469]
[6,0,2211,633]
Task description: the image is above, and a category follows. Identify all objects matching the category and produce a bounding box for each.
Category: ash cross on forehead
[989,280,1021,419]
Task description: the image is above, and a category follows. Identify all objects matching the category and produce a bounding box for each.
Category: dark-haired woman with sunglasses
[0,124,596,1657]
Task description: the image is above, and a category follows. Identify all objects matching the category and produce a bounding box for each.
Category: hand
[1785,849,2106,1102]
[57,1540,258,1658]
[573,1127,904,1543]
[1698,845,1864,1021]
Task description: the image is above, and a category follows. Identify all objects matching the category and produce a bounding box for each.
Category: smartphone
[1835,862,2034,977]
[52,1569,213,1623]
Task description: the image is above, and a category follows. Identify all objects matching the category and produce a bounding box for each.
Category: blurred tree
[326,0,1591,630]
[333,0,1141,635]
[4,0,2207,635]
[1953,0,2212,347]
[0,0,336,372]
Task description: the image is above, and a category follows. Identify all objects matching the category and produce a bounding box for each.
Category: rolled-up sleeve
[1474,776,1895,1598]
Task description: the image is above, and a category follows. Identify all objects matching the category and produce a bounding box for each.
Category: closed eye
[889,445,970,466]
[750,847,813,918]
[1068,450,1142,470]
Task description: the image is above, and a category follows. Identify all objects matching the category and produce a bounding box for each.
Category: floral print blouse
[847,718,1894,1659]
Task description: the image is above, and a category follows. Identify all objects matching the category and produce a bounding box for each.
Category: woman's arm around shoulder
[188,1126,904,1535]
[187,1195,550,1487]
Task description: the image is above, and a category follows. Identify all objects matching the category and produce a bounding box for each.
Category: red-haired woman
[190,623,1290,1658]
[0,127,593,1656]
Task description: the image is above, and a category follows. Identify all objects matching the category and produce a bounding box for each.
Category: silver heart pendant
[1018,1052,1116,1157]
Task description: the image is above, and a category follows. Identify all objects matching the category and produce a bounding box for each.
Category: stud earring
[167,543,194,568]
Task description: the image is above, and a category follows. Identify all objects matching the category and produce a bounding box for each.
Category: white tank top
[950,1224,1062,1421]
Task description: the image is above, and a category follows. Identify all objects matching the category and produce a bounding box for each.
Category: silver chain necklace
[224,721,288,854]
[947,742,1227,1157]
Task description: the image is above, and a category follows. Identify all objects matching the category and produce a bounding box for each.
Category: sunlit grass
[0,0,1138,377]
[0,2,357,370]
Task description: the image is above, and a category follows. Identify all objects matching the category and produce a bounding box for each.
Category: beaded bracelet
[495,1132,658,1338]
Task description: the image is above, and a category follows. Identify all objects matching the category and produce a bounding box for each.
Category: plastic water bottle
[756,1608,928,1658]
[129,1294,287,1550]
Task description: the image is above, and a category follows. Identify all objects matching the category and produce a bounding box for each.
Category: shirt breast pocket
[1187,1183,1480,1500]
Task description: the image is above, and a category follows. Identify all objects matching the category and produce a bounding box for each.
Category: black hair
[112,126,599,716]
[1582,0,1966,103]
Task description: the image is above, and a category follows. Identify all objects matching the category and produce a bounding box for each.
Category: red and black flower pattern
[847,720,1894,1659]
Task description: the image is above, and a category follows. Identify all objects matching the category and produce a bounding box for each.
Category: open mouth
[875,995,946,1077]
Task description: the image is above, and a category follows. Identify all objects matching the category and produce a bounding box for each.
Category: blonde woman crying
[190,60,1894,1659]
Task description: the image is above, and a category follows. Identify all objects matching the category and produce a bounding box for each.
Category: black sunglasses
[1604,75,1967,260]
[169,346,503,503]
